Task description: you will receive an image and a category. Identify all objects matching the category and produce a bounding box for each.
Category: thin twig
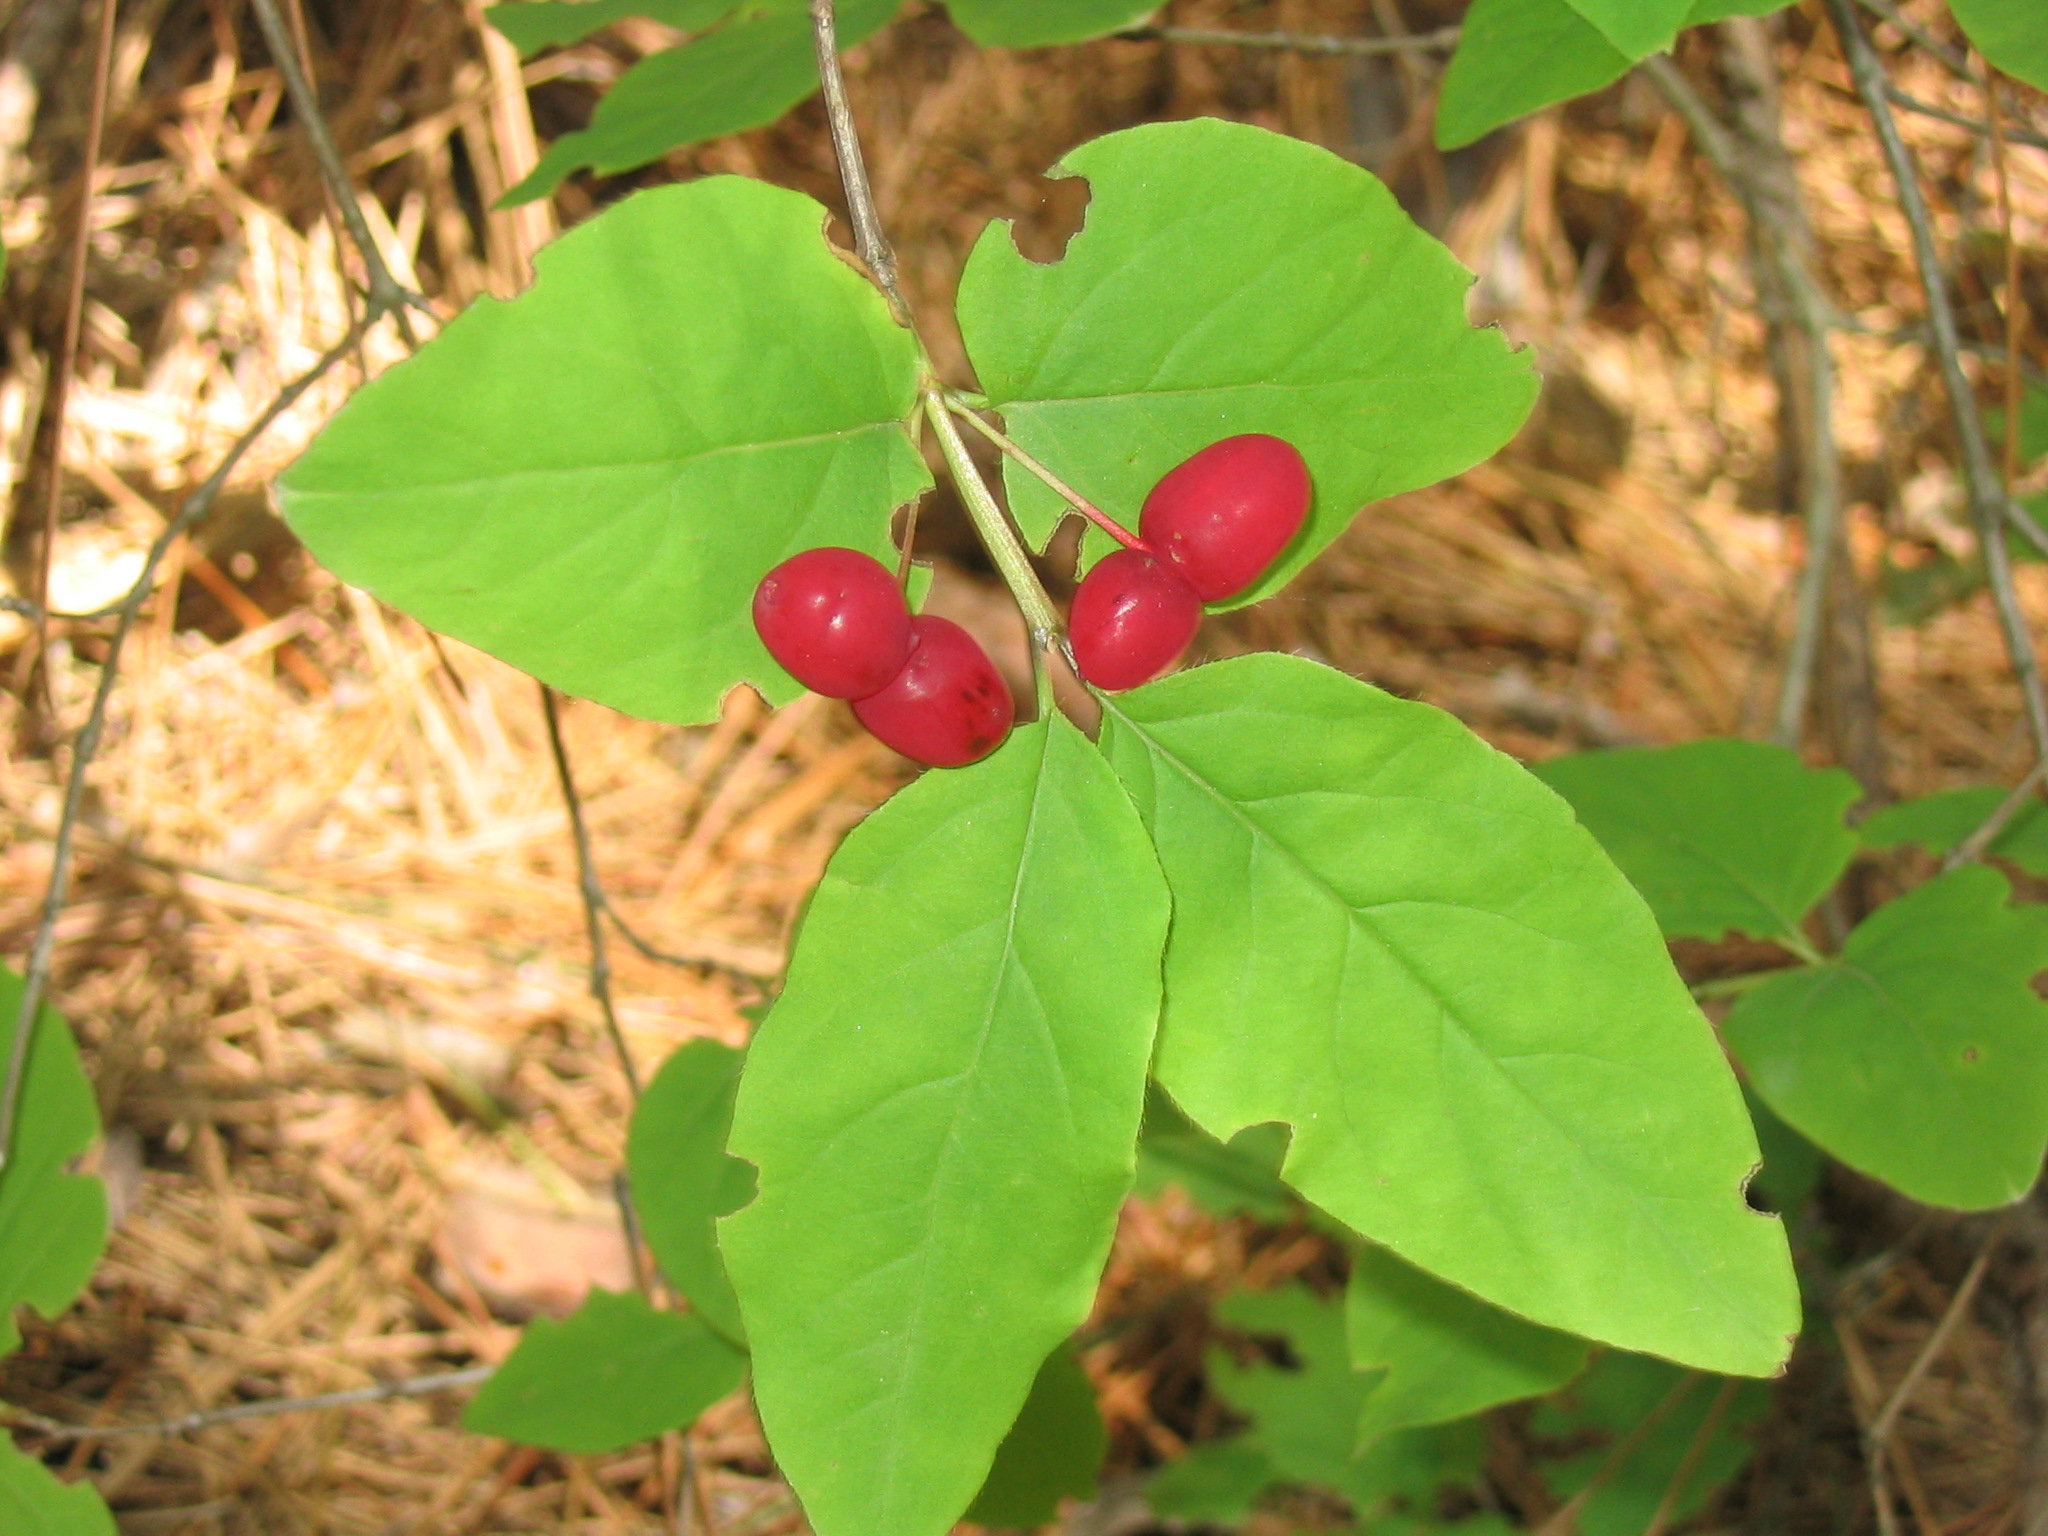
[6,1365,494,1444]
[0,316,375,1175]
[1643,1377,1740,1536]
[31,0,118,702]
[1851,0,1970,78]
[1887,84,2048,155]
[808,0,908,325]
[1944,757,2048,868]
[1826,0,2048,762]
[538,684,643,1100]
[1869,1221,2004,1450]
[1116,21,1460,57]
[247,0,425,339]
[1639,52,1843,749]
[1533,1371,1700,1536]
[943,396,1144,551]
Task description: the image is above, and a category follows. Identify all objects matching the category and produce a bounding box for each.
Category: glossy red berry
[1139,434,1312,603]
[853,616,1015,768]
[1069,549,1203,692]
[752,547,913,699]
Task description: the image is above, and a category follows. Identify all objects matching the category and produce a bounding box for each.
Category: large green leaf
[501,0,901,206]
[1950,0,2048,92]
[1724,866,2048,1210]
[1860,786,2048,876]
[1436,0,1630,150]
[0,1441,113,1536]
[963,1345,1105,1527]
[1684,0,1794,19]
[1531,1354,1767,1536]
[484,0,736,54]
[461,1288,745,1453]
[628,1038,753,1343]
[280,178,926,726]
[1099,655,1798,1378]
[1564,0,1692,55]
[1346,1244,1590,1446]
[1532,740,1861,947]
[944,0,1155,46]
[955,119,1536,603]
[1210,1286,1485,1510]
[719,715,1170,1536]
[0,974,106,1360]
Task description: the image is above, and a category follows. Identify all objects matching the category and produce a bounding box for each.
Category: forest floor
[0,0,2044,1531]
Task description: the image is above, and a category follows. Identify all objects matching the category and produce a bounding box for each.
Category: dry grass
[0,0,2043,1530]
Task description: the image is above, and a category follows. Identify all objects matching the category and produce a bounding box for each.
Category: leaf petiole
[942,393,1146,552]
[924,386,1065,644]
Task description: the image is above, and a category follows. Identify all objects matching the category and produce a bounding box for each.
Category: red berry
[1138,434,1312,603]
[1069,549,1202,692]
[752,548,913,699]
[853,616,1015,768]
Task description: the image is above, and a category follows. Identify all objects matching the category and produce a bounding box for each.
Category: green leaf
[1346,1244,1590,1446]
[943,0,1155,47]
[279,177,927,727]
[0,973,107,1359]
[1724,865,2048,1210]
[1436,0,1630,150]
[1145,1439,1279,1524]
[1211,1286,1484,1510]
[964,1345,1106,1528]
[501,0,901,206]
[1564,0,1691,56]
[1531,740,1861,947]
[485,0,736,54]
[1532,1354,1768,1536]
[0,1441,113,1536]
[719,715,1170,1536]
[628,1038,753,1343]
[1099,655,1798,1378]
[1684,0,1794,20]
[1860,786,2048,876]
[1949,0,2048,92]
[461,1288,745,1453]
[1133,1085,1294,1220]
[955,119,1536,604]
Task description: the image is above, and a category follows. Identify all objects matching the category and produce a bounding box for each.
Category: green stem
[924,386,1064,642]
[1691,970,1785,1001]
[941,394,1146,551]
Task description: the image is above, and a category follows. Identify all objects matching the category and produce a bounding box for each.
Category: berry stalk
[943,395,1146,552]
[924,386,1065,644]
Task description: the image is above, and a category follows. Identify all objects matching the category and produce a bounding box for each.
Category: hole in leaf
[1009,174,1092,265]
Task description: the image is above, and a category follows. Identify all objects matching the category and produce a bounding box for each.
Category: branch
[1886,84,2048,155]
[1115,22,1461,57]
[247,0,428,337]
[28,0,117,711]
[5,1365,494,1444]
[1850,0,1971,80]
[1825,0,2048,762]
[943,395,1144,551]
[1638,51,1843,749]
[808,0,908,325]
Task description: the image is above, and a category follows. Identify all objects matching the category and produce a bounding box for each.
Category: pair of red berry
[752,549,1014,768]
[751,434,1310,767]
[1068,434,1310,691]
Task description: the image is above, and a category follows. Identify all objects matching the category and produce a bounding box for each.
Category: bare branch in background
[1887,85,2048,155]
[1825,0,2048,773]
[248,0,428,338]
[809,0,909,325]
[28,0,116,702]
[1637,50,1847,759]
[1116,22,1461,57]
[1850,0,1971,79]
[5,1365,495,1444]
